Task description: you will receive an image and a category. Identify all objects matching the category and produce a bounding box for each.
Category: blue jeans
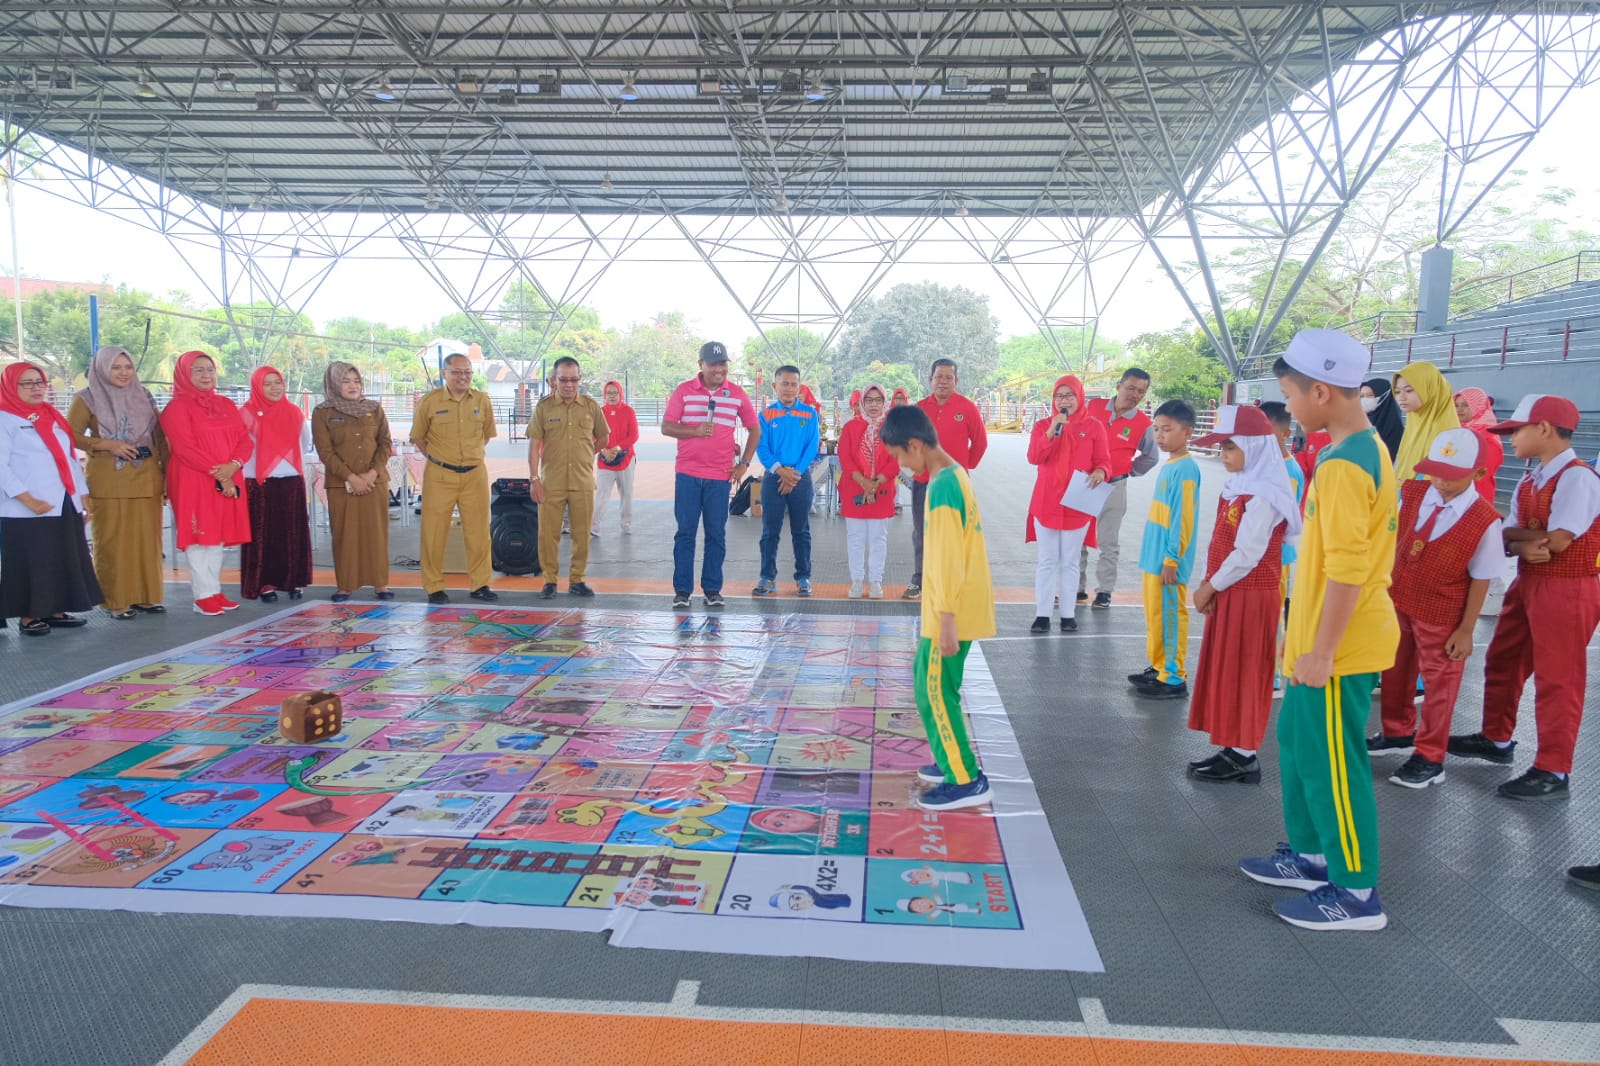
[673,473,730,595]
[759,472,813,582]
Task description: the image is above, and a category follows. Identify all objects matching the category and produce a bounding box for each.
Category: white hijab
[1222,432,1303,538]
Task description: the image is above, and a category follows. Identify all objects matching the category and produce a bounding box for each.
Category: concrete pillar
[1418,244,1454,331]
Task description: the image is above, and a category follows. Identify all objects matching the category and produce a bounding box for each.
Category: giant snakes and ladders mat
[0,604,1101,971]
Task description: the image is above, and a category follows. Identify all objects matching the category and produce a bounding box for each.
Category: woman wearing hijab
[837,383,899,598]
[1184,406,1303,783]
[1453,386,1505,503]
[593,380,640,536]
[1025,375,1111,634]
[160,350,252,616]
[1359,378,1405,461]
[890,387,910,408]
[0,363,102,635]
[1390,361,1460,482]
[68,345,168,618]
[239,366,313,603]
[311,362,393,601]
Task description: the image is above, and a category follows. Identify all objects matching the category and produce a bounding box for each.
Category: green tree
[991,328,1126,396]
[590,311,700,399]
[0,284,199,386]
[741,327,832,390]
[1124,325,1232,409]
[846,361,920,399]
[832,282,1000,396]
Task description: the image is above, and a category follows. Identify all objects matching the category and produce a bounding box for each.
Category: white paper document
[1060,470,1116,517]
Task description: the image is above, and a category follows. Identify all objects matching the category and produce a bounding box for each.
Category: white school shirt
[0,411,88,518]
[1414,484,1506,580]
[1506,449,1600,538]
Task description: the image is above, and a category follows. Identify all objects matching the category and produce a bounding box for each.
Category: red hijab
[0,362,77,494]
[1454,387,1497,431]
[172,350,225,417]
[241,365,305,482]
[1047,374,1090,485]
[890,387,910,407]
[799,384,820,412]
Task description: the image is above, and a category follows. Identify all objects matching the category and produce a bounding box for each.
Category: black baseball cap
[698,341,730,364]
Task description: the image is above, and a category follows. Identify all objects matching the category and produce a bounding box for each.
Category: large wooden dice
[279,690,343,743]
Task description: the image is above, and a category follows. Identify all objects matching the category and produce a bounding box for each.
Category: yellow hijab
[1390,362,1460,481]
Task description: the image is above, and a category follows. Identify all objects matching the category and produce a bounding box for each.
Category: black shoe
[1076,591,1089,605]
[1447,732,1516,765]
[131,603,166,614]
[1497,768,1569,801]
[287,589,303,600]
[672,594,692,610]
[902,584,921,600]
[1187,750,1226,771]
[704,592,725,609]
[569,582,595,597]
[540,583,557,599]
[1389,754,1445,789]
[1134,678,1188,700]
[470,586,499,602]
[1366,732,1415,755]
[1030,616,1050,634]
[1127,667,1159,686]
[1091,592,1112,610]
[427,591,449,605]
[44,614,87,628]
[1188,748,1260,783]
[259,591,279,604]
[1060,617,1077,633]
[1568,864,1600,890]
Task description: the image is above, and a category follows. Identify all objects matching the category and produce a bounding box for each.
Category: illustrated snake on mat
[557,746,752,846]
[283,754,458,796]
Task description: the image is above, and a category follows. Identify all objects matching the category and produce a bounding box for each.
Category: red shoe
[214,595,241,611]
[192,596,225,617]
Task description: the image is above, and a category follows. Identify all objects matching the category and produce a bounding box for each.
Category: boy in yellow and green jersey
[881,404,997,812]
[1240,328,1400,933]
[1131,399,1201,699]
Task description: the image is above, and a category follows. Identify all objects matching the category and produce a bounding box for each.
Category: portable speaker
[490,478,541,576]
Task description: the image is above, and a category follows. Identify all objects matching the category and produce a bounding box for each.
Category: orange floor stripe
[185,999,1565,1066]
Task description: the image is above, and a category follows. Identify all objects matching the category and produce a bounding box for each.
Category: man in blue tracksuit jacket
[753,365,821,597]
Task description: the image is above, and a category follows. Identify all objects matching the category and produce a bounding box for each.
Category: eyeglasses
[555,376,582,384]
[16,378,47,388]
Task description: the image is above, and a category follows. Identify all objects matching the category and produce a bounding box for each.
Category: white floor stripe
[160,982,1600,1064]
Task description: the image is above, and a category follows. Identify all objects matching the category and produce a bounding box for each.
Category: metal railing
[1449,250,1600,320]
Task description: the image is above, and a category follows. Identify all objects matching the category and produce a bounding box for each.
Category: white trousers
[846,517,890,583]
[593,464,636,532]
[1034,519,1089,619]
[186,544,224,600]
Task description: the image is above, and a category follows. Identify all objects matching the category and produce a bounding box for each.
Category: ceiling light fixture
[497,88,518,106]
[426,189,438,209]
[373,76,397,102]
[255,92,277,111]
[989,86,1008,103]
[698,73,721,95]
[213,68,237,93]
[618,76,639,102]
[52,71,75,91]
[776,192,790,211]
[956,200,970,217]
[294,73,315,94]
[600,172,615,190]
[456,74,480,95]
[135,69,158,99]
[945,71,969,92]
[804,79,827,102]
[537,73,560,96]
[739,86,760,104]
[1027,69,1049,93]
[779,70,802,94]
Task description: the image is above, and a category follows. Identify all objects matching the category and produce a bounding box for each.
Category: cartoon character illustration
[162,787,261,808]
[898,895,980,920]
[612,874,704,909]
[14,712,75,731]
[747,808,821,835]
[494,733,548,752]
[900,865,973,887]
[188,836,296,871]
[54,831,177,874]
[768,884,852,912]
[75,784,150,811]
[329,840,408,867]
[558,746,751,847]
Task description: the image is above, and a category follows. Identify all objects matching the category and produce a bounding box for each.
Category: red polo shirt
[914,392,988,483]
[1085,396,1152,480]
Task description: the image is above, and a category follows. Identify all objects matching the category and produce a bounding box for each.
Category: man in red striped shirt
[905,358,988,600]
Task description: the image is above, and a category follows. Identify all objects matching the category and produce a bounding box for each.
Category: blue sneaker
[751,579,776,596]
[917,763,944,784]
[796,579,812,598]
[1239,843,1330,890]
[918,774,992,811]
[1273,883,1388,931]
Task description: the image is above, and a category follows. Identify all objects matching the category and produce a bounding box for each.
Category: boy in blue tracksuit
[753,365,821,597]
[1131,399,1201,699]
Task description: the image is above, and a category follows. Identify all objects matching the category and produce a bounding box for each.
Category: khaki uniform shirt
[527,394,609,492]
[410,387,496,467]
[67,396,168,499]
[313,406,392,487]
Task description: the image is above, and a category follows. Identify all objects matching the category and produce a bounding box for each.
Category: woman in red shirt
[838,383,898,599]
[1027,375,1110,633]
[594,380,640,535]
[160,350,252,615]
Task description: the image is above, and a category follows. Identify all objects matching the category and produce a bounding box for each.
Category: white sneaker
[848,582,863,599]
[868,582,884,599]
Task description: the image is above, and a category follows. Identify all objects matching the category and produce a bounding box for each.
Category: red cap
[1413,428,1487,479]
[1488,394,1580,434]
[1192,404,1275,448]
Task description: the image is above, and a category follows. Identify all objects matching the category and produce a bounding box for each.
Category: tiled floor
[1,434,1596,1065]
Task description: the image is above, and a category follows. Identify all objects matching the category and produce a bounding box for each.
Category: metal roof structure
[3,3,1599,374]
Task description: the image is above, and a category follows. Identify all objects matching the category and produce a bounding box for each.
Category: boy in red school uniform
[1184,405,1302,783]
[1449,395,1600,801]
[1368,429,1504,790]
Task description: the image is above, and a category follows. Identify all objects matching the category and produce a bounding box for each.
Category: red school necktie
[1409,502,1444,560]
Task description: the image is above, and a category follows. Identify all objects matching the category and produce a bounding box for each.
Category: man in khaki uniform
[410,353,499,604]
[528,356,609,598]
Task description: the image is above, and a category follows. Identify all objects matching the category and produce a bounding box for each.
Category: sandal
[375,590,396,601]
[108,609,138,620]
[331,592,352,603]
[259,591,279,604]
[45,614,87,629]
[131,604,166,614]
[20,619,50,636]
